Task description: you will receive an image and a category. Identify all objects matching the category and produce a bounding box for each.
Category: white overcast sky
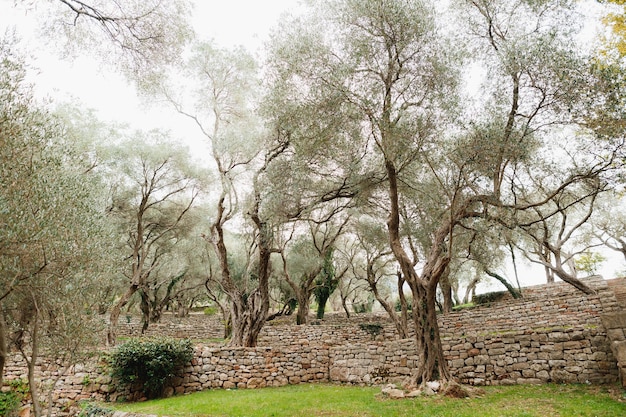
[0,0,303,140]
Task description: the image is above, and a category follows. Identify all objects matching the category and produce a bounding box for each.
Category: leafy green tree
[153,40,300,347]
[105,134,207,345]
[280,214,349,325]
[0,36,112,415]
[313,248,340,320]
[267,0,620,387]
[575,251,606,275]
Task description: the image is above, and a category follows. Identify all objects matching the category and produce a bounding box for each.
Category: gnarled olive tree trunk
[386,159,452,385]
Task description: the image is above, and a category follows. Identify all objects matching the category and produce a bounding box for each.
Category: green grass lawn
[105,383,626,417]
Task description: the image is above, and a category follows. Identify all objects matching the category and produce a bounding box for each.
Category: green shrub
[394,296,413,312]
[203,306,218,316]
[8,378,29,397]
[0,391,21,417]
[109,338,194,399]
[77,402,115,417]
[0,379,28,417]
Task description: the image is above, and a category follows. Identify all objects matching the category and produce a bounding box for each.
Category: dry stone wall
[2,276,623,416]
[114,314,224,340]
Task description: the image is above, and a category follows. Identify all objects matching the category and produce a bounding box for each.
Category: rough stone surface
[2,276,623,415]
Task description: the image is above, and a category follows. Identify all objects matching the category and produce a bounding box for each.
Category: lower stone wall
[2,276,622,416]
[176,344,330,393]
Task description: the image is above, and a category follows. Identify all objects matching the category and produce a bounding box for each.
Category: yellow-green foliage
[601,0,626,57]
[575,251,606,275]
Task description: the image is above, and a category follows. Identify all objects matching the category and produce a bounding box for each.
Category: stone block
[548,332,570,342]
[601,312,626,330]
[451,359,465,368]
[536,370,550,380]
[548,359,566,368]
[550,369,577,383]
[563,341,583,350]
[467,348,480,357]
[512,363,529,371]
[612,341,626,363]
[474,355,491,365]
[329,367,349,382]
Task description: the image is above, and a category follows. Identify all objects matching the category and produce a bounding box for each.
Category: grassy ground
[107,383,626,417]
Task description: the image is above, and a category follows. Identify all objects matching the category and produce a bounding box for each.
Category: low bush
[473,291,507,305]
[0,378,29,417]
[203,306,218,316]
[359,323,384,336]
[77,402,115,417]
[394,296,413,312]
[0,391,21,417]
[109,337,194,399]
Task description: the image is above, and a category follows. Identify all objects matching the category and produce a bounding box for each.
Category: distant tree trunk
[366,266,409,339]
[22,310,42,417]
[509,243,522,293]
[397,272,409,338]
[205,282,232,339]
[176,302,189,318]
[542,246,555,283]
[282,253,319,326]
[296,293,311,325]
[341,294,351,318]
[0,312,6,387]
[463,277,480,304]
[139,290,151,333]
[315,292,330,320]
[439,267,453,313]
[108,284,138,345]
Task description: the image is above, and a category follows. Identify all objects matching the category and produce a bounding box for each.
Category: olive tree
[0,36,113,414]
[9,0,192,78]
[105,134,206,345]
[279,211,349,325]
[266,0,620,387]
[152,40,294,346]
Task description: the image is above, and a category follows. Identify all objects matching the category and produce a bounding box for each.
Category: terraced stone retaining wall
[2,276,622,416]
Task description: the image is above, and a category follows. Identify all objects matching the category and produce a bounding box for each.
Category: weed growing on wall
[109,338,194,399]
[0,391,21,417]
[0,379,29,417]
